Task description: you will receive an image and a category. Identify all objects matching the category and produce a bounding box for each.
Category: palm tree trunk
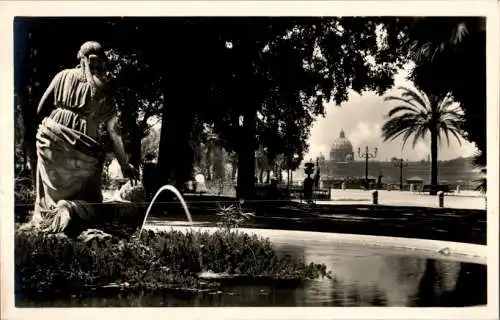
[430,127,438,195]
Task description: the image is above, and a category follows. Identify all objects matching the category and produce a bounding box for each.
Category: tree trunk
[129,128,142,168]
[158,101,176,186]
[158,93,194,190]
[259,168,264,184]
[287,169,291,189]
[236,108,257,199]
[121,94,141,168]
[213,145,225,181]
[205,145,212,181]
[430,127,439,195]
[231,163,237,180]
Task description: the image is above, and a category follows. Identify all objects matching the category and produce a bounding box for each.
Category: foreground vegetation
[15,227,331,297]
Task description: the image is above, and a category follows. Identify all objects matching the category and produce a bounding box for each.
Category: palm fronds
[382,86,466,190]
[382,87,465,149]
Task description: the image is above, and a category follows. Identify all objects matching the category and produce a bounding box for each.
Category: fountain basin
[143,226,486,265]
[17,224,487,308]
[15,221,487,308]
[138,225,486,307]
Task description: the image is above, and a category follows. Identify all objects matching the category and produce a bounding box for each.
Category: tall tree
[382,86,465,194]
[382,17,486,165]
[199,18,406,198]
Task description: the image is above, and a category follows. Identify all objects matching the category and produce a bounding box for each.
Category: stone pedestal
[372,190,379,205]
[438,191,444,208]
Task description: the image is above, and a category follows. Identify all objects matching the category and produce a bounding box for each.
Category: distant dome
[331,133,353,151]
[329,129,355,163]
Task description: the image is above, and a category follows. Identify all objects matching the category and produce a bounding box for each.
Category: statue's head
[77,41,105,74]
[304,162,315,176]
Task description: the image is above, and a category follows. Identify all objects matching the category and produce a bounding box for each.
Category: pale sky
[305,66,479,162]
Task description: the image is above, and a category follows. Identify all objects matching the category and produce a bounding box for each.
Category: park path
[314,189,487,210]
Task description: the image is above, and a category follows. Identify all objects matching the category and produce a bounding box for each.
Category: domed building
[315,128,481,190]
[329,129,354,163]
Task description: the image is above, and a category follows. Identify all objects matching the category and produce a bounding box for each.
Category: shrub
[14,177,35,205]
[15,228,331,296]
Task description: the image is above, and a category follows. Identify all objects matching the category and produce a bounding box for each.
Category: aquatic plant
[215,202,254,231]
[15,228,331,297]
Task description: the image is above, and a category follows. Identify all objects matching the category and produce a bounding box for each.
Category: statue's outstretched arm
[37,74,59,116]
[107,115,139,182]
[106,116,128,168]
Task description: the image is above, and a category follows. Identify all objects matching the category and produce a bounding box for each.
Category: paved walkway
[316,189,486,210]
[102,188,486,210]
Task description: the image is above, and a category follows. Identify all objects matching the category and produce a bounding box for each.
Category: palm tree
[382,86,465,195]
[401,18,486,166]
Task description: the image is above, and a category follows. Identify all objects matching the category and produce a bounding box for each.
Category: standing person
[377,173,383,190]
[314,158,321,189]
[26,41,139,234]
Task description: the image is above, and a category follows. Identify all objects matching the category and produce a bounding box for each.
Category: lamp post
[358,146,377,189]
[392,158,408,191]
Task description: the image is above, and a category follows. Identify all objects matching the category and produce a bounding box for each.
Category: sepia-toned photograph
[2,1,498,319]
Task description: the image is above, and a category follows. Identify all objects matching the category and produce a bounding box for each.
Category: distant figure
[303,176,314,203]
[377,174,383,190]
[314,159,321,189]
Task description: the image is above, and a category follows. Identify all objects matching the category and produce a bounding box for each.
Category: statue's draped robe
[30,67,115,233]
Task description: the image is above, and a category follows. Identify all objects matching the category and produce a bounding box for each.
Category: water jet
[139,185,193,237]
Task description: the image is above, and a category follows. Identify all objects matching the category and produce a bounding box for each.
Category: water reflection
[16,239,486,307]
[283,243,483,307]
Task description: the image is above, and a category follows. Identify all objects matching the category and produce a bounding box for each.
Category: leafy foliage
[104,48,164,164]
[14,17,486,197]
[191,18,406,196]
[382,17,486,165]
[140,124,161,161]
[14,177,35,205]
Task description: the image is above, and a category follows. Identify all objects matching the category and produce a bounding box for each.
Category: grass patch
[15,228,331,297]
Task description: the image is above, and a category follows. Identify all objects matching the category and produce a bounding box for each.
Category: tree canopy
[382,17,486,165]
[14,16,486,197]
